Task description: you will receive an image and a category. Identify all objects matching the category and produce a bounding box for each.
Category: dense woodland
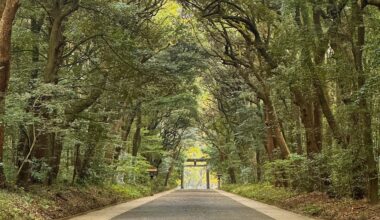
[0,0,203,191]
[0,0,379,214]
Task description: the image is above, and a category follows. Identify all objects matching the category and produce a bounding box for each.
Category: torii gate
[181,158,210,190]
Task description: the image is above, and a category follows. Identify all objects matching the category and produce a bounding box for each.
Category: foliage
[0,0,379,218]
[222,183,380,220]
[110,184,151,199]
[0,184,152,220]
[185,0,380,203]
[222,183,296,204]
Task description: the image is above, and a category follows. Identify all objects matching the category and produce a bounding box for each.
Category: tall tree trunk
[164,166,173,187]
[302,102,319,156]
[352,2,378,203]
[16,15,44,186]
[164,142,182,187]
[16,127,31,186]
[29,1,79,185]
[264,106,275,160]
[38,6,65,184]
[263,96,290,159]
[313,99,322,151]
[292,88,322,157]
[72,143,81,184]
[30,133,51,183]
[292,103,303,155]
[312,77,347,145]
[256,149,262,182]
[228,167,237,184]
[132,103,142,157]
[78,121,102,181]
[114,103,139,161]
[47,134,63,185]
[0,0,19,187]
[310,5,348,147]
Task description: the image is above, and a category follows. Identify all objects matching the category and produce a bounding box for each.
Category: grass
[222,183,380,220]
[0,188,47,220]
[301,204,323,216]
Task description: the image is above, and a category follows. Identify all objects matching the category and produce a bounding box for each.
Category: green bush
[222,183,295,204]
[263,154,310,191]
[0,190,46,220]
[110,184,151,199]
[302,204,323,216]
[262,150,368,199]
[328,147,367,199]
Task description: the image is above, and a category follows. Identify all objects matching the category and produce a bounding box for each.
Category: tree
[181,0,379,203]
[0,0,19,187]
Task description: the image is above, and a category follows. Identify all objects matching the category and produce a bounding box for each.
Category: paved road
[111,190,274,220]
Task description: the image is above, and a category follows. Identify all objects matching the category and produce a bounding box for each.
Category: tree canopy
[0,0,379,209]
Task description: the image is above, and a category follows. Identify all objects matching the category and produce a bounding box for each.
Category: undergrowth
[222,183,295,204]
[0,183,159,220]
[222,183,380,220]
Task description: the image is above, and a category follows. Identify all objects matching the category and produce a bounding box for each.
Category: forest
[0,0,379,219]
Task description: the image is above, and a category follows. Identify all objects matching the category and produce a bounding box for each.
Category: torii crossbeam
[181,158,210,189]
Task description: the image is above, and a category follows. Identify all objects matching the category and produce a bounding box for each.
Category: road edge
[67,188,177,220]
[216,190,316,220]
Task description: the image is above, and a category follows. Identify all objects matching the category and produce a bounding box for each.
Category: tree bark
[256,149,262,182]
[37,5,66,184]
[72,143,80,184]
[292,87,322,157]
[0,0,19,187]
[264,106,275,160]
[78,121,102,181]
[164,141,183,187]
[310,5,348,147]
[16,15,44,186]
[28,1,79,185]
[263,96,290,159]
[16,127,31,186]
[132,103,142,157]
[352,2,378,203]
[114,103,139,161]
[228,166,237,184]
[313,99,322,151]
[44,0,78,84]
[292,103,303,155]
[47,134,63,185]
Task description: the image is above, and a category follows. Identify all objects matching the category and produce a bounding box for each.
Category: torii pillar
[181,158,210,190]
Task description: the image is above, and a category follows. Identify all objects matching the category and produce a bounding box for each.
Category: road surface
[71,189,314,220]
[112,190,273,220]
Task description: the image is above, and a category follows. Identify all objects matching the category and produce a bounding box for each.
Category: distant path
[70,190,314,220]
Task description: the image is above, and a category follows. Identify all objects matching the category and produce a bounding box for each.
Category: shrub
[222,183,295,204]
[110,184,151,199]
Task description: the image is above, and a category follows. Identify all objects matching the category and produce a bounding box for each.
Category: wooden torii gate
[181,158,210,189]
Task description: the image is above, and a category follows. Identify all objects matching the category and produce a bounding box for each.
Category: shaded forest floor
[222,184,380,220]
[0,183,162,220]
